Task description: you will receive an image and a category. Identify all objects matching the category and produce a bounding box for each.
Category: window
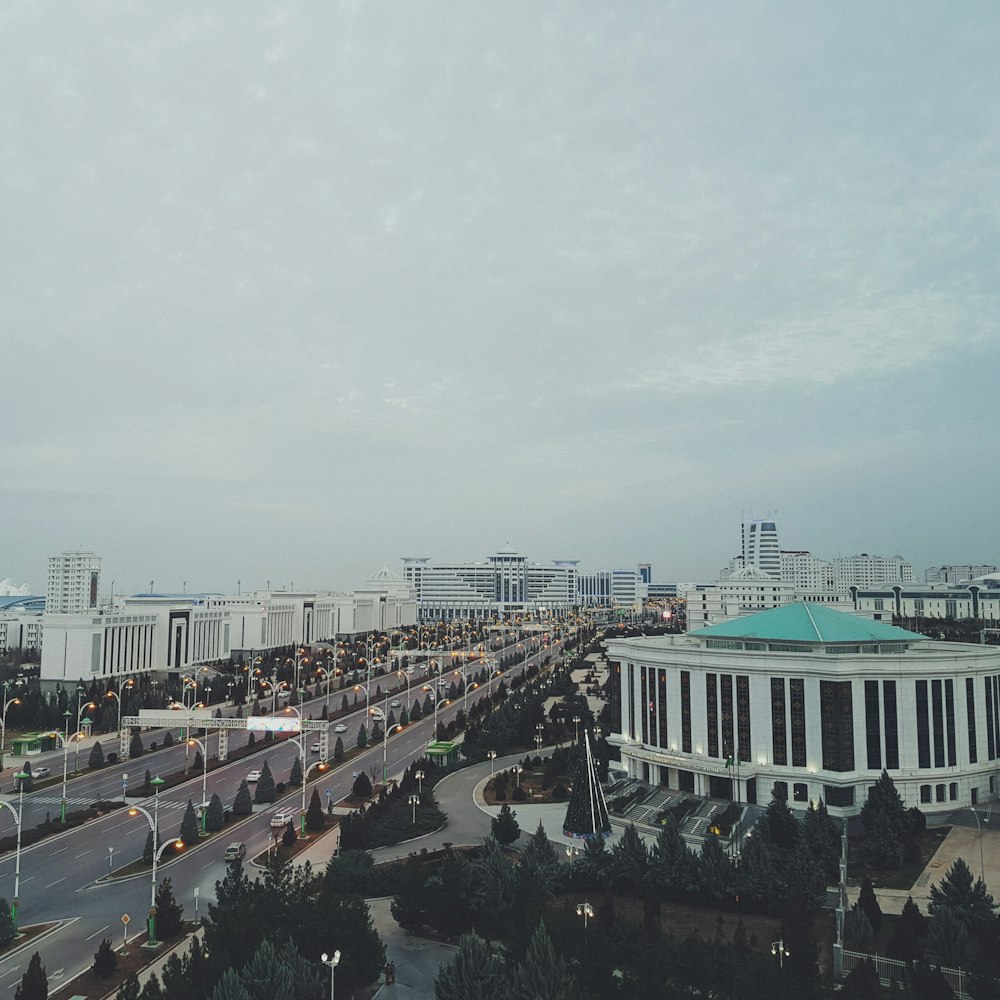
[820,680,855,772]
[773,780,788,802]
[920,785,932,804]
[824,786,855,808]
[793,782,808,802]
[865,680,881,770]
[967,678,978,764]
[916,680,931,768]
[790,679,807,767]
[680,671,691,753]
[736,675,751,763]
[706,674,718,758]
[931,680,945,768]
[771,678,787,766]
[935,784,946,802]
[883,681,899,769]
[949,782,958,801]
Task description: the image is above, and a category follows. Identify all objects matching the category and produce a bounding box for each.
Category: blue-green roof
[690,602,924,644]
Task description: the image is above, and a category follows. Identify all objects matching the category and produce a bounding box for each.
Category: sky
[2,2,999,596]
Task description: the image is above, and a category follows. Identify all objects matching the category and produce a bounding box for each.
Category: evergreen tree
[610,823,649,893]
[205,792,225,832]
[928,857,997,931]
[163,730,174,748]
[841,958,880,1000]
[193,749,204,773]
[143,828,162,864]
[860,770,907,869]
[434,931,505,1000]
[699,832,734,902]
[289,755,302,787]
[281,820,297,848]
[352,771,373,798]
[88,740,105,769]
[887,896,928,962]
[129,732,144,757]
[92,937,118,978]
[209,969,251,1000]
[511,922,576,1000]
[306,788,325,831]
[802,799,840,883]
[155,877,184,939]
[116,973,141,1000]
[491,803,520,846]
[845,904,874,950]
[760,784,799,851]
[232,779,253,816]
[0,899,13,947]
[521,821,560,874]
[733,829,774,908]
[179,799,200,845]
[333,736,344,762]
[357,723,368,748]
[925,905,970,968]
[650,817,700,899]
[858,877,883,934]
[410,699,422,721]
[139,973,164,1000]
[14,951,47,1000]
[253,761,276,804]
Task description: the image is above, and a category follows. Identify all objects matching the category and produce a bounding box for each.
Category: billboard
[247,716,301,733]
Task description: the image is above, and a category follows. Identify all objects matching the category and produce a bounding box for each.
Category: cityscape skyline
[4,4,998,608]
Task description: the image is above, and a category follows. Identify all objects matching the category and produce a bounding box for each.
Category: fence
[841,949,970,999]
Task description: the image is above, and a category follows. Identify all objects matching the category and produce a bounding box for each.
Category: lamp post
[321,950,341,1000]
[414,769,425,794]
[512,764,522,787]
[74,697,96,773]
[771,938,790,969]
[572,715,581,743]
[106,677,134,732]
[486,750,496,776]
[576,901,594,930]
[969,806,985,881]
[422,685,442,741]
[0,686,22,769]
[186,736,209,832]
[565,845,581,864]
[0,772,29,930]
[535,723,545,754]
[127,776,181,947]
[369,706,389,785]
[59,711,73,822]
[408,794,420,824]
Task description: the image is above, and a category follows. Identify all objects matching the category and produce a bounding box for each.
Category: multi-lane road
[0,631,565,995]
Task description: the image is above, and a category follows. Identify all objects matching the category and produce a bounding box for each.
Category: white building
[682,566,856,630]
[402,547,578,620]
[606,602,1000,818]
[47,551,101,614]
[779,551,834,590]
[925,564,998,585]
[742,518,781,579]
[577,567,649,608]
[0,596,45,652]
[0,579,30,597]
[851,576,1000,623]
[832,553,914,589]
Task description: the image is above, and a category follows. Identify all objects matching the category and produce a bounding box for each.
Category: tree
[925,905,970,969]
[205,792,225,832]
[845,904,874,950]
[841,958,880,1000]
[491,803,520,846]
[928,857,997,931]
[193,749,204,773]
[116,973,141,1000]
[89,740,105,769]
[611,823,649,893]
[650,817,700,899]
[511,921,576,1000]
[0,899,13,947]
[699,832,734,902]
[760,784,798,851]
[143,828,162,864]
[179,799,200,845]
[93,937,119,978]
[306,788,325,832]
[802,799,840,883]
[129,732,144,758]
[253,761,276,804]
[333,736,344,762]
[209,969,251,1000]
[352,771,373,799]
[289,755,302,787]
[888,896,928,962]
[232,779,253,816]
[357,723,368,748]
[860,770,907,869]
[155,876,184,939]
[139,974,164,1000]
[858,877,883,934]
[281,820,297,848]
[434,931,505,1000]
[163,730,175,747]
[14,951,47,1000]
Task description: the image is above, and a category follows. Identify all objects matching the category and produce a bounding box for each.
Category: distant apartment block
[832,553,914,589]
[47,551,101,614]
[924,564,998,585]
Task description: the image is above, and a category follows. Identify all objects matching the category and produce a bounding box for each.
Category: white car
[245,769,262,783]
[390,700,401,709]
[333,723,348,734]
[270,811,295,829]
[310,742,321,752]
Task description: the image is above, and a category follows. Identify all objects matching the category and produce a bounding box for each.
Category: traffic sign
[121,914,130,925]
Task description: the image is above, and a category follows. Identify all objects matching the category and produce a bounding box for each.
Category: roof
[690,602,925,644]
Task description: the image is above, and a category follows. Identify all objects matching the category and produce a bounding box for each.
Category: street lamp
[74,698,96,773]
[105,677,134,732]
[186,737,209,832]
[421,685,443,741]
[535,723,545,754]
[408,794,420,824]
[414,769,425,794]
[321,950,341,1000]
[368,706,390,785]
[771,938,790,969]
[565,845,581,863]
[576,901,594,930]
[127,776,182,946]
[512,764,522,788]
[0,772,29,930]
[0,685,22,769]
[968,806,985,881]
[572,716,581,743]
[486,750,497,776]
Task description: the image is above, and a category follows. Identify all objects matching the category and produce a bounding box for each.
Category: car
[224,842,246,862]
[31,766,50,778]
[333,723,348,734]
[245,769,262,783]
[310,742,321,752]
[390,700,401,709]
[270,811,295,829]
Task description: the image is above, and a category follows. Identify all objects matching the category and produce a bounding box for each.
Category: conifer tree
[858,877,883,933]
[306,788,325,831]
[179,799,200,845]
[15,951,47,1000]
[491,803,520,846]
[511,922,576,1000]
[154,877,184,939]
[232,779,253,816]
[92,938,118,978]
[333,736,344,762]
[289,755,302,786]
[0,898,13,947]
[253,760,276,804]
[205,792,225,832]
[434,932,504,1000]
[88,740,105,769]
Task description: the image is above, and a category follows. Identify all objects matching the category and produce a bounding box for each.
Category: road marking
[74,849,92,858]
[20,876,35,884]
[49,846,67,855]
[2,968,20,983]
[44,877,66,888]
[50,968,65,979]
[85,925,110,941]
[201,861,215,870]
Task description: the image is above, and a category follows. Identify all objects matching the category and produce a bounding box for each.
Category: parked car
[333,723,348,734]
[245,769,262,783]
[270,811,295,829]
[224,842,246,862]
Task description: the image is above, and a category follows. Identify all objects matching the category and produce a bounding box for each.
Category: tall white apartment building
[779,551,834,590]
[832,553,914,589]
[742,518,781,579]
[578,568,649,607]
[46,551,101,614]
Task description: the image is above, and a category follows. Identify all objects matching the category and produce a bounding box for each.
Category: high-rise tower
[46,551,101,614]
[741,517,781,580]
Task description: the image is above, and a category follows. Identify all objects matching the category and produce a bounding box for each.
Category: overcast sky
[3,2,999,596]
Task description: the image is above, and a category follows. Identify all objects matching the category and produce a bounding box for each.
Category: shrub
[92,938,118,978]
[512,786,527,802]
[552,782,568,800]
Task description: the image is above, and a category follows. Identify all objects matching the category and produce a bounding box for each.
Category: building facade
[851,576,1000,623]
[832,553,915,589]
[925,564,998,585]
[46,551,101,614]
[606,602,1000,817]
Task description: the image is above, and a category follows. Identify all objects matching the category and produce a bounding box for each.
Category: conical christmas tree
[563,730,612,842]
